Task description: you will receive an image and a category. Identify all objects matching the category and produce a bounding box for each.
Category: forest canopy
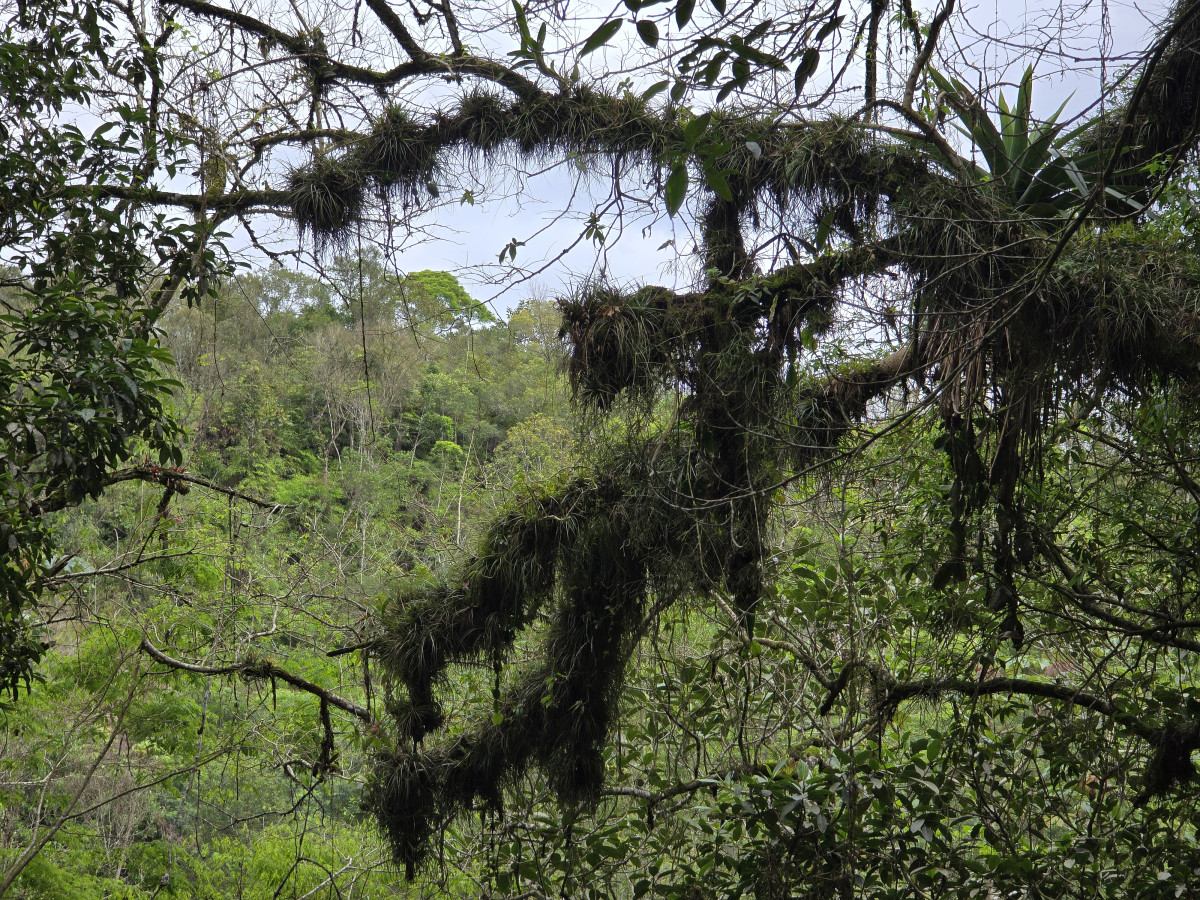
[5,0,1200,896]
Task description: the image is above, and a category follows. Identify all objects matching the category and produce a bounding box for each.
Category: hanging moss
[558,283,706,410]
[375,475,612,742]
[359,106,436,192]
[366,472,658,874]
[448,89,511,153]
[1040,230,1200,388]
[288,155,366,250]
[354,4,1200,871]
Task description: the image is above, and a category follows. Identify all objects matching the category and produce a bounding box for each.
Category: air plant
[928,66,1139,217]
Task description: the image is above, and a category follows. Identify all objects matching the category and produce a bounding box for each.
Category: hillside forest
[5,0,1200,897]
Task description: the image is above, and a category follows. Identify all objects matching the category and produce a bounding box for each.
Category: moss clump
[288,155,366,250]
[1040,230,1200,388]
[558,283,705,410]
[361,106,436,191]
[375,476,610,742]
[450,90,510,153]
[367,476,652,875]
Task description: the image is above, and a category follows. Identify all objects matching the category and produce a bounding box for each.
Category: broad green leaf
[705,166,733,201]
[676,0,696,28]
[1006,68,1035,177]
[969,110,1006,177]
[642,79,670,101]
[1011,121,1063,199]
[710,0,727,13]
[703,55,723,85]
[1016,65,1033,121]
[1106,185,1144,211]
[581,18,622,56]
[814,209,834,250]
[665,163,688,216]
[794,48,819,94]
[636,19,660,47]
[512,0,530,41]
[816,14,844,42]
[684,111,711,146]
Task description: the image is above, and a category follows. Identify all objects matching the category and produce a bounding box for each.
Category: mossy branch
[140,637,373,723]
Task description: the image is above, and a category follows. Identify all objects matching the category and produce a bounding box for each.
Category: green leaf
[1106,185,1144,212]
[814,209,834,250]
[794,48,819,94]
[1016,64,1033,122]
[710,0,727,12]
[684,111,711,146]
[581,18,622,56]
[1059,157,1089,196]
[512,1,530,41]
[1003,67,1035,180]
[642,79,670,101]
[636,19,660,47]
[676,0,696,28]
[816,14,844,42]
[665,164,688,216]
[705,166,733,201]
[1011,121,1062,199]
[703,55,723,85]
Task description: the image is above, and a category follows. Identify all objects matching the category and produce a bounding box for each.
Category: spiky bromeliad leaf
[925,67,1119,216]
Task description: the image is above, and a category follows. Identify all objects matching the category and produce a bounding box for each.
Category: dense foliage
[0,0,216,697]
[1,265,572,896]
[5,0,1200,896]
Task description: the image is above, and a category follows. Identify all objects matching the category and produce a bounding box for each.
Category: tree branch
[903,0,956,110]
[140,637,373,723]
[884,676,1157,742]
[35,465,287,516]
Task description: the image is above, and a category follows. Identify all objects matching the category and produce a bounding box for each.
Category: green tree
[399,270,495,335]
[0,0,217,698]
[14,0,1200,895]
